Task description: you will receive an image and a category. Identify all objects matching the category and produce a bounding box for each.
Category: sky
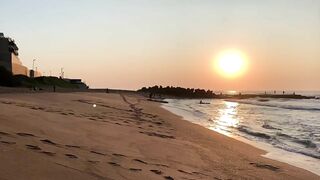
[1,0,319,91]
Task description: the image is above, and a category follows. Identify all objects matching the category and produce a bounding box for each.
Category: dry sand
[0,92,318,180]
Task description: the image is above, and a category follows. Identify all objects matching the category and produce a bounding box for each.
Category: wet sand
[0,92,318,179]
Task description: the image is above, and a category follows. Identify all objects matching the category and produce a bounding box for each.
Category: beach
[0,92,318,180]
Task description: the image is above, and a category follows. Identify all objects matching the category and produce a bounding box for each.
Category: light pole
[60,68,64,79]
[32,59,36,71]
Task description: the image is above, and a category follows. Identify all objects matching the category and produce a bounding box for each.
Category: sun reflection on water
[209,101,239,136]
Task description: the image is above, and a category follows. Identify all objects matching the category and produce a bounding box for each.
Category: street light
[32,59,36,71]
[60,68,64,78]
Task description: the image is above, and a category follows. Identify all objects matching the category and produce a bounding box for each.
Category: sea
[162,91,320,175]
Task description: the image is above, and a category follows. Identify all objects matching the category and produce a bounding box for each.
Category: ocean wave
[186,104,208,117]
[237,126,272,139]
[164,99,320,162]
[229,99,320,111]
[293,139,317,148]
[238,126,319,158]
[276,132,292,138]
[273,143,320,159]
[262,124,282,130]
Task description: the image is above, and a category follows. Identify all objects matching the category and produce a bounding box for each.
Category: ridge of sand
[0,92,318,180]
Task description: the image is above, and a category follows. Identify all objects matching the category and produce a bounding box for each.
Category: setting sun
[215,50,247,78]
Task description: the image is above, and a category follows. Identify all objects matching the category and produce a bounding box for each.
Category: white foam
[234,135,320,176]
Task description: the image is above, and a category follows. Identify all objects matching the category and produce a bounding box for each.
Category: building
[0,33,30,76]
[63,78,88,89]
[29,69,42,78]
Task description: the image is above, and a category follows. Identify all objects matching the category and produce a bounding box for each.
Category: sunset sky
[1,0,319,91]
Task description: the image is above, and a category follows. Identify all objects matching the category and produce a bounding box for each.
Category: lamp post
[30,59,37,78]
[60,68,64,79]
[32,59,36,71]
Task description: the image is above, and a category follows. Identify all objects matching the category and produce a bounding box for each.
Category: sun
[214,50,247,78]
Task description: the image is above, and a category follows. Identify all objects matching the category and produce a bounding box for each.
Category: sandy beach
[0,92,318,180]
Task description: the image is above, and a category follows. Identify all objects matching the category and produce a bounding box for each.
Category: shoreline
[161,98,320,176]
[237,135,320,176]
[142,94,320,179]
[157,99,319,178]
[0,92,318,179]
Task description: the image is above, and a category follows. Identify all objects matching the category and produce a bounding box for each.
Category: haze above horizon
[1,0,319,91]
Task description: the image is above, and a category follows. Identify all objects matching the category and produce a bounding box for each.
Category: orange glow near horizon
[214,50,248,78]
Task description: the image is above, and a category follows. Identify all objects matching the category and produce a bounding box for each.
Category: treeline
[0,66,80,88]
[138,85,216,98]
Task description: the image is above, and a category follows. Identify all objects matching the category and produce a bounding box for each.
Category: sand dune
[0,92,318,179]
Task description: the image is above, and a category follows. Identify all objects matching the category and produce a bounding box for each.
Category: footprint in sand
[164,176,174,180]
[249,162,280,171]
[65,154,78,159]
[178,169,193,175]
[17,133,35,137]
[133,159,148,164]
[90,150,106,156]
[26,145,41,150]
[0,131,10,136]
[1,101,12,104]
[40,151,56,156]
[129,168,142,172]
[88,160,100,164]
[65,145,81,149]
[139,131,175,139]
[154,122,163,125]
[112,153,126,157]
[191,171,209,177]
[150,169,163,175]
[152,163,170,168]
[0,141,16,145]
[40,139,57,146]
[108,162,121,167]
